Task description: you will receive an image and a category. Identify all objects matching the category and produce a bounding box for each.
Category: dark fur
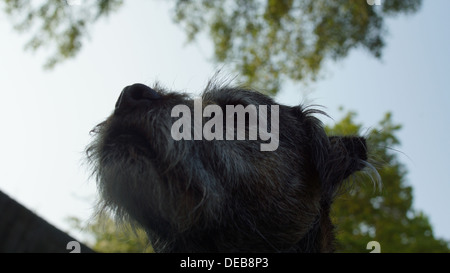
[86,80,369,252]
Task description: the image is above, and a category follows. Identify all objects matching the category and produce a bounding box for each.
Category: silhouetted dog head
[87,81,369,252]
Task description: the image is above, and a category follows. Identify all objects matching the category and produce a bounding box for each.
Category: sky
[0,0,449,246]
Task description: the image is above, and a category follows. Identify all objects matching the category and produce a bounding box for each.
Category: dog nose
[115,83,160,112]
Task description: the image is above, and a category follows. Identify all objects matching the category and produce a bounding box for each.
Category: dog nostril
[115,83,160,111]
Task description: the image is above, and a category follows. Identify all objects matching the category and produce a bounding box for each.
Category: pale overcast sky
[0,0,449,245]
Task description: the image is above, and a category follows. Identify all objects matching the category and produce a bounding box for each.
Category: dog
[86,80,370,252]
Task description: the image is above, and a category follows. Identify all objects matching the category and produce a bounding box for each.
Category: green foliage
[173,0,423,94]
[327,111,450,253]
[2,0,422,94]
[68,214,153,253]
[12,0,442,253]
[2,0,123,69]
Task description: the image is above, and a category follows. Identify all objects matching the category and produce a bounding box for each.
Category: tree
[1,0,123,69]
[173,0,422,94]
[68,213,153,253]
[2,0,422,94]
[327,111,449,252]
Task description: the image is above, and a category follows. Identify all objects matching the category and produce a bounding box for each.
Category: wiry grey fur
[86,80,371,252]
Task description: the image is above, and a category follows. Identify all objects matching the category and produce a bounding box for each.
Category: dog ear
[291,106,368,193]
[327,136,367,183]
[312,136,368,201]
